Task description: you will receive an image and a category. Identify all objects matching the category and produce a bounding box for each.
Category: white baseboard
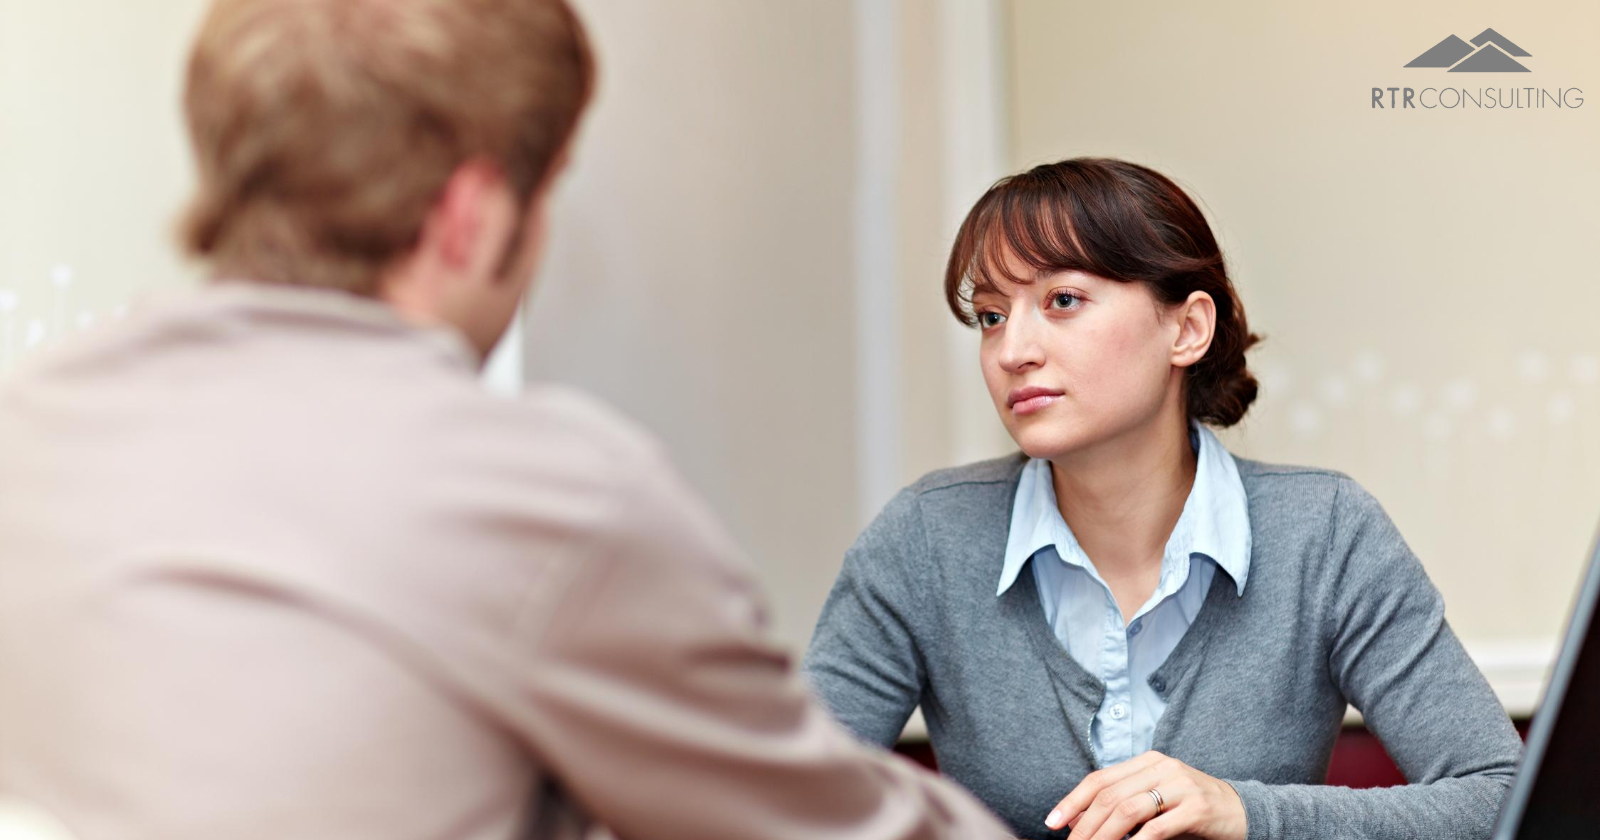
[1462,637,1558,718]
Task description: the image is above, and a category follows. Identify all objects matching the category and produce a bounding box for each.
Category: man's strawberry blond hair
[180,0,594,294]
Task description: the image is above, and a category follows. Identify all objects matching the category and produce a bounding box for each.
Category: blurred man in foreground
[0,1,1008,838]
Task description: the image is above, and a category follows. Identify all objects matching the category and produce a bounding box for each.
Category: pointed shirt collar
[996,420,1252,599]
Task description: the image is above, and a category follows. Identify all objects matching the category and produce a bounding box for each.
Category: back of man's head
[180,0,594,296]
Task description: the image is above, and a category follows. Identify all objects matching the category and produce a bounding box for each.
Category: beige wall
[0,0,208,364]
[524,0,869,648]
[1006,0,1600,670]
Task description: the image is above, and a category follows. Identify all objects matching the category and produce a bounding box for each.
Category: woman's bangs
[966,188,1093,299]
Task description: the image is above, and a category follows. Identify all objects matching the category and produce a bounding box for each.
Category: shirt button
[1128,619,1143,636]
[1109,703,1127,720]
[1150,677,1166,693]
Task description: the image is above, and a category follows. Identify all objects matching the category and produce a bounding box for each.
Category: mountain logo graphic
[1405,28,1531,72]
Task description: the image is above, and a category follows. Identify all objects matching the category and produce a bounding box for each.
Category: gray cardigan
[801,452,1523,840]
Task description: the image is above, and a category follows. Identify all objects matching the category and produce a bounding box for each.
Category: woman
[801,158,1522,840]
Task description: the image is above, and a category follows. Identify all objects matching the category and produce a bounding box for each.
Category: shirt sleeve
[801,487,931,749]
[1225,476,1523,840]
[508,448,1008,840]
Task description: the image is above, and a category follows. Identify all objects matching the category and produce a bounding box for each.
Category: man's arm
[505,444,1008,840]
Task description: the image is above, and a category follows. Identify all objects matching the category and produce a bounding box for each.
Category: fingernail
[1045,809,1063,829]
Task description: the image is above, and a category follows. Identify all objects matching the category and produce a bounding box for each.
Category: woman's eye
[978,311,1005,328]
[1050,292,1082,310]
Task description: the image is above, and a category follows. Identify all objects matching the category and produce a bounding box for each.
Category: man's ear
[489,145,577,285]
[426,158,519,277]
[1171,291,1217,369]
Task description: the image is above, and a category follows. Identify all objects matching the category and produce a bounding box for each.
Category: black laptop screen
[1496,527,1600,838]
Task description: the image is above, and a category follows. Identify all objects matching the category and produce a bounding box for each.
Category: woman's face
[973,263,1188,461]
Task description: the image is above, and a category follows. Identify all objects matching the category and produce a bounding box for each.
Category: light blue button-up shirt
[996,420,1253,767]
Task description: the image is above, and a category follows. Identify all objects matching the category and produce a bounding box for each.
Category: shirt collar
[996,419,1252,598]
[195,278,483,372]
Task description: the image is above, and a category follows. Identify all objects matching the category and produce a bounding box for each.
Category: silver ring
[1146,788,1166,816]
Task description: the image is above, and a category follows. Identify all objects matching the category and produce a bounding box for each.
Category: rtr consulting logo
[1372,28,1582,109]
[1406,28,1530,72]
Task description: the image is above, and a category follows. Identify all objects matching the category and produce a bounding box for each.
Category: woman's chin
[1009,427,1088,462]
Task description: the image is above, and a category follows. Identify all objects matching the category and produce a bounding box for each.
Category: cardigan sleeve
[1226,476,1523,840]
[801,487,931,749]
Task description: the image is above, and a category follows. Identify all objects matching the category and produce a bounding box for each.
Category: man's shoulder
[505,385,752,580]
[514,384,663,455]
[455,383,672,489]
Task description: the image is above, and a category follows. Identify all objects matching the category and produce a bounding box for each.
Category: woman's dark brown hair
[944,157,1262,427]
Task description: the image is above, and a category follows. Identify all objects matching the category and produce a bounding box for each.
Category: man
[0,1,1008,838]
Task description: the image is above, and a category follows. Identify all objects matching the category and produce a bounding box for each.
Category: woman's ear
[1170,291,1217,369]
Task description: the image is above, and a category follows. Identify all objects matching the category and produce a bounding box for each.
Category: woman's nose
[996,312,1045,373]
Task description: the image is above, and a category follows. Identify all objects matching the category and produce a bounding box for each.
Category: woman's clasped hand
[1045,751,1248,840]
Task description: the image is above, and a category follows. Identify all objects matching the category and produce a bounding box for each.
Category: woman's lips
[1007,386,1065,416]
[1011,393,1063,416]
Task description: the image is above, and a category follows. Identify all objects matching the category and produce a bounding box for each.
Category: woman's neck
[1048,412,1198,599]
